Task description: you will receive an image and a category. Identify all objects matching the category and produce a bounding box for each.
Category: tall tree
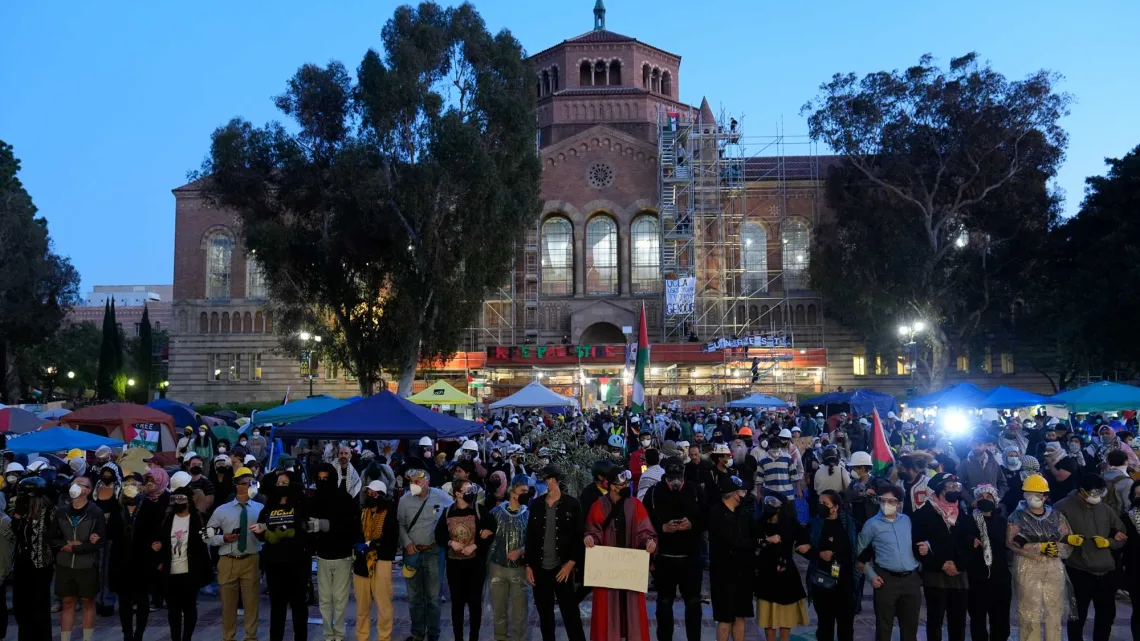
[97,300,115,399]
[0,140,80,403]
[136,304,153,403]
[198,2,540,395]
[20,321,102,399]
[802,53,1069,389]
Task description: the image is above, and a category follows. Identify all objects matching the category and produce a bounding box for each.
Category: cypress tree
[109,298,126,400]
[96,300,114,399]
[137,303,153,403]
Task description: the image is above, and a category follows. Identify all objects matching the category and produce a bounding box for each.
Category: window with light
[631,215,660,294]
[742,221,768,295]
[246,257,267,299]
[206,232,234,299]
[586,216,618,295]
[541,217,573,296]
[781,218,810,291]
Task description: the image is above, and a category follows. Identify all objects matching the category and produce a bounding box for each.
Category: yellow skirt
[755,598,809,629]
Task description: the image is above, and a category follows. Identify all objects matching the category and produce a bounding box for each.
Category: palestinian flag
[631,303,649,413]
[871,408,895,476]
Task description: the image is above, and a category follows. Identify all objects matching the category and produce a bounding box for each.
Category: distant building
[67,284,173,336]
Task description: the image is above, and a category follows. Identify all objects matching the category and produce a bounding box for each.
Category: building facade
[67,284,173,336]
[166,3,1052,405]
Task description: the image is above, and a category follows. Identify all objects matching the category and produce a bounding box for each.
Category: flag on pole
[632,303,649,413]
[870,408,895,476]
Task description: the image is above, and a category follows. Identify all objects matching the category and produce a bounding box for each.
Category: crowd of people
[0,404,1139,641]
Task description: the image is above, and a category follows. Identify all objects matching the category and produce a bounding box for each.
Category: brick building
[166,2,1052,405]
[67,285,173,336]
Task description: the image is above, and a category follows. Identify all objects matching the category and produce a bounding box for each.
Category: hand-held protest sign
[583,545,650,593]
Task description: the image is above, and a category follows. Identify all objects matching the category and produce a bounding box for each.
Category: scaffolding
[657,104,825,396]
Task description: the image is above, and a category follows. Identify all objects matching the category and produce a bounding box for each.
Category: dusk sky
[3,1,1137,293]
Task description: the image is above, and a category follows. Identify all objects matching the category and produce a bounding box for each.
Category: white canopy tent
[489,381,580,410]
[726,393,792,409]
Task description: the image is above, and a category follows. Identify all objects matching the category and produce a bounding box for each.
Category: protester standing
[12,476,55,641]
[488,475,530,641]
[965,484,1011,641]
[856,485,922,641]
[157,474,213,641]
[107,472,163,641]
[911,473,975,641]
[399,467,452,641]
[1120,479,1140,640]
[312,462,361,641]
[436,478,495,641]
[524,464,586,641]
[353,480,398,641]
[51,474,105,641]
[644,457,705,641]
[1006,473,1073,641]
[805,490,860,641]
[707,474,754,641]
[256,468,312,641]
[205,466,264,641]
[755,494,809,641]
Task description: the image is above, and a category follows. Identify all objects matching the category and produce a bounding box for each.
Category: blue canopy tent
[799,389,897,416]
[1050,381,1140,412]
[906,382,987,408]
[252,395,350,426]
[7,427,125,454]
[146,399,201,429]
[273,390,483,440]
[978,386,1055,410]
[727,393,791,409]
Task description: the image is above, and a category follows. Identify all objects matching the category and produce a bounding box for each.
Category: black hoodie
[310,478,361,560]
[256,484,311,566]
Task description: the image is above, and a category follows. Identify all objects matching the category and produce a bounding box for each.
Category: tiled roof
[551,86,649,97]
[566,29,635,44]
[172,176,210,193]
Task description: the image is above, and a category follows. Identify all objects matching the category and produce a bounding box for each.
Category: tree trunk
[397,351,417,397]
[0,342,9,404]
[928,327,951,391]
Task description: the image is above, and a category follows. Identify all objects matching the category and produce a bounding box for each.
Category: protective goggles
[612,470,633,485]
[405,468,427,480]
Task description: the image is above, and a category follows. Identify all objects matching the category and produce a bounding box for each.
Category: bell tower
[593,0,606,30]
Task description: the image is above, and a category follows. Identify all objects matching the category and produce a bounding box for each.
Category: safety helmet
[607,434,626,449]
[17,476,47,497]
[737,426,753,437]
[25,460,49,474]
[66,448,84,460]
[418,436,433,447]
[460,440,479,452]
[848,451,873,467]
[1021,474,1049,493]
[234,467,254,480]
[591,459,614,479]
[821,444,840,462]
[169,471,192,492]
[4,462,24,474]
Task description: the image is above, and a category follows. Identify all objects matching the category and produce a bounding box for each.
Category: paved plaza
[12,564,1135,640]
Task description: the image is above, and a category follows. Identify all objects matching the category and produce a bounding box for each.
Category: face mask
[252,432,260,438]
[69,484,84,499]
[943,491,961,503]
[815,504,832,519]
[1005,459,1022,471]
[725,457,734,468]
[1026,495,1045,509]
[409,483,424,496]
[199,431,207,438]
[247,484,258,499]
[976,499,996,513]
[173,499,190,513]
[641,440,651,448]
[1132,496,1140,508]
[759,439,768,449]
[5,475,17,486]
[498,435,506,442]
[189,466,203,476]
[239,439,247,446]
[881,503,898,517]
[617,487,631,499]
[217,447,227,454]
[1084,494,1102,505]
[666,478,683,491]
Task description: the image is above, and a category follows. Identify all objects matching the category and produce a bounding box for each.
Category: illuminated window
[541,217,573,296]
[246,257,267,299]
[983,346,993,374]
[208,353,229,382]
[741,221,768,295]
[957,354,969,373]
[205,231,234,299]
[896,356,908,376]
[586,216,618,295]
[781,218,810,291]
[852,355,867,376]
[1001,353,1015,374]
[875,355,884,376]
[229,354,242,381]
[249,353,262,381]
[631,215,660,294]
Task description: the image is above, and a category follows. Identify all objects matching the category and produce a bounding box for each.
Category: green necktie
[238,503,248,553]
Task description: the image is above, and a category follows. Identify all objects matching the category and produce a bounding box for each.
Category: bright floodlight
[299,331,311,341]
[943,411,971,436]
[67,371,75,379]
[913,321,925,332]
[898,325,910,336]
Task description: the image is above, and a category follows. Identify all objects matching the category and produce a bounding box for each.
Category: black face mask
[189,466,202,476]
[943,491,961,503]
[976,499,996,513]
[617,487,631,499]
[742,438,753,448]
[316,478,334,493]
[365,495,384,509]
[101,476,115,485]
[815,504,832,519]
[1132,496,1140,508]
[172,500,190,513]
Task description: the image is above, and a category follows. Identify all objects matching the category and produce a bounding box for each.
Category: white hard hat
[183,451,200,463]
[778,429,793,439]
[4,463,25,474]
[460,440,479,452]
[791,426,801,433]
[815,412,824,418]
[169,471,192,491]
[26,460,49,473]
[418,436,433,447]
[848,451,872,467]
[243,454,257,465]
[711,443,731,455]
[859,417,870,425]
[887,411,898,420]
[366,480,387,494]
[631,416,641,423]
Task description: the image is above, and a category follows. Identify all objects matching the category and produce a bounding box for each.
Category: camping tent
[726,393,791,409]
[147,399,201,429]
[6,427,125,455]
[60,403,177,456]
[38,408,72,420]
[906,382,988,408]
[273,390,483,440]
[0,407,47,434]
[489,381,579,410]
[978,386,1055,410]
[252,395,350,425]
[408,380,477,406]
[799,389,897,416]
[1050,381,1140,412]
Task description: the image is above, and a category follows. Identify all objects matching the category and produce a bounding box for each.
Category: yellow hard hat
[1022,473,1049,494]
[234,466,254,480]
[67,448,83,460]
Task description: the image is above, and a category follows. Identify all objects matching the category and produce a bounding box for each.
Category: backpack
[1105,471,1130,515]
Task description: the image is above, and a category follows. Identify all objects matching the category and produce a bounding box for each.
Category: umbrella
[146,399,201,429]
[211,424,240,445]
[213,409,239,420]
[0,408,46,434]
[38,408,72,420]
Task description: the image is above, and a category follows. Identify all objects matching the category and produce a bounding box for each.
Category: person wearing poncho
[1006,473,1075,641]
[583,466,657,641]
[965,483,1011,641]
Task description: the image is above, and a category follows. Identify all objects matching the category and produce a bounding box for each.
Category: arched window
[551,66,559,92]
[807,304,818,325]
[782,218,810,290]
[243,312,253,333]
[795,304,806,325]
[609,60,622,85]
[749,305,759,323]
[651,68,660,93]
[536,77,542,99]
[580,61,592,86]
[541,217,573,296]
[231,312,241,333]
[642,64,651,89]
[246,257,267,299]
[741,221,768,295]
[736,306,746,326]
[254,311,264,333]
[221,312,231,334]
[264,311,273,333]
[594,61,607,86]
[586,215,618,295]
[209,312,220,334]
[541,70,550,96]
[760,305,771,329]
[205,230,234,299]
[199,312,208,333]
[661,70,672,96]
[630,215,660,294]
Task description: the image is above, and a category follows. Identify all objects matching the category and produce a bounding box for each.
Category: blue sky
[2,1,1137,293]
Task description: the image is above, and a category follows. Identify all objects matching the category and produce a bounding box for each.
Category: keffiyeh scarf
[973,509,993,576]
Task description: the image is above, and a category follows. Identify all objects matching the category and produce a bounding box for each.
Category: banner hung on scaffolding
[665,277,696,316]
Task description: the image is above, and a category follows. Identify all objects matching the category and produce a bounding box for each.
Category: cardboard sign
[583,545,650,593]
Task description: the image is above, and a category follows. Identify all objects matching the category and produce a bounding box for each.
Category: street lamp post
[299,333,322,397]
[898,322,925,386]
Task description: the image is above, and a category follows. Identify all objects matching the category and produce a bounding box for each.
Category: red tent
[60,403,178,464]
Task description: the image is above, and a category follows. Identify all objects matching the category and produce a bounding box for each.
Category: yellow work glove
[1065,534,1085,547]
[1093,536,1111,549]
[1039,542,1059,557]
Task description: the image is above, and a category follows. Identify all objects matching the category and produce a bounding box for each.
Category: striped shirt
[758,450,801,500]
